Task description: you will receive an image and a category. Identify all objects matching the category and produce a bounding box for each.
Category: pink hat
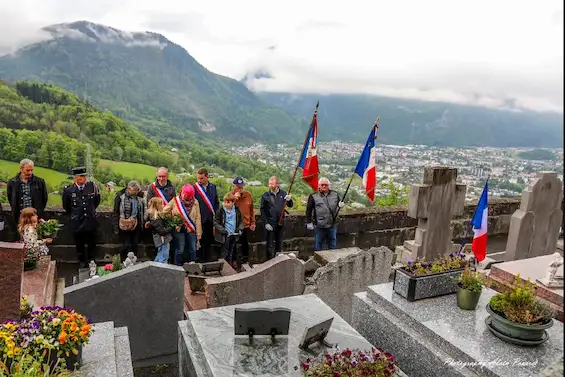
[180,184,195,200]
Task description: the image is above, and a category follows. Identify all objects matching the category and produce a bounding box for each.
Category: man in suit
[7,159,48,236]
[194,168,219,262]
[62,167,101,267]
[260,176,293,260]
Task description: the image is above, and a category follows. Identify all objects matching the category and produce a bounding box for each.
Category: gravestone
[352,282,564,377]
[395,167,466,263]
[310,246,393,323]
[178,294,408,376]
[0,242,24,322]
[64,262,185,367]
[505,171,563,261]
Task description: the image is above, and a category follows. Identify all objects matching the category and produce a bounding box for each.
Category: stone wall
[0,198,521,263]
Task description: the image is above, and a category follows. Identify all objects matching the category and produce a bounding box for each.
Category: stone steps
[72,321,134,377]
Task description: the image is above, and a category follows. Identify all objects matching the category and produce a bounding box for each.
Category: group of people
[4,159,345,270]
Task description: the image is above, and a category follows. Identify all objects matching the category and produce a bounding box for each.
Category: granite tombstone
[0,241,24,322]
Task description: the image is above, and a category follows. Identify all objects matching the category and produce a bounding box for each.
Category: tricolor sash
[194,183,214,213]
[152,183,169,204]
[173,196,196,232]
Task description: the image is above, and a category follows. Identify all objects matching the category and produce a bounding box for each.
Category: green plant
[111,254,122,272]
[402,252,468,276]
[489,275,554,325]
[19,297,33,320]
[0,352,70,377]
[457,267,491,292]
[160,213,184,229]
[37,220,63,239]
[301,348,397,376]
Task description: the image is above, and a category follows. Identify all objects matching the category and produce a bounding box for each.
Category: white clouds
[0,0,562,113]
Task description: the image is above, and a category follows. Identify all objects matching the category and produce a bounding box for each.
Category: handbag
[119,217,138,231]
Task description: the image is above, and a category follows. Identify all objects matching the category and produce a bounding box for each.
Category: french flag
[354,123,378,202]
[298,105,320,191]
[471,182,488,262]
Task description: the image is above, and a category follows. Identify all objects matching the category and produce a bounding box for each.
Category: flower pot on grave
[456,284,482,310]
[485,304,553,345]
[46,347,83,372]
[393,268,464,302]
[23,258,38,271]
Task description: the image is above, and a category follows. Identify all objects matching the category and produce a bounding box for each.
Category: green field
[99,159,174,182]
[0,160,70,185]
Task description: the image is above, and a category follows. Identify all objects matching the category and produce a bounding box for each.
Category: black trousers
[74,231,97,267]
[221,235,238,263]
[121,230,140,259]
[265,224,284,260]
[199,220,214,262]
[237,228,251,263]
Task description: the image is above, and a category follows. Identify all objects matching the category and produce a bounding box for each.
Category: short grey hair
[157,167,168,175]
[20,159,34,169]
[127,180,141,191]
[269,176,279,183]
[318,177,330,186]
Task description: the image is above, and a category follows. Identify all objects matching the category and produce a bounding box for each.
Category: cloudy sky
[0,0,563,112]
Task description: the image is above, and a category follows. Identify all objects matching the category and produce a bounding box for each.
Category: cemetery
[1,167,564,376]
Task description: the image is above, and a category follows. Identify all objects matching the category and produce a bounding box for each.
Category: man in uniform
[62,167,101,267]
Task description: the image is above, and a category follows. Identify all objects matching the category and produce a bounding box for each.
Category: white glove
[306,223,314,231]
[338,201,345,208]
[265,224,274,232]
[284,194,292,202]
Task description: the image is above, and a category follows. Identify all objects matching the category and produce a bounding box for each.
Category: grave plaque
[0,242,24,322]
[234,307,291,344]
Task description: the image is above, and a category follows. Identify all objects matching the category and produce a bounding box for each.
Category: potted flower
[486,274,554,346]
[160,213,184,230]
[393,252,469,301]
[300,348,398,376]
[96,254,123,277]
[456,267,490,310]
[23,246,48,271]
[37,219,63,240]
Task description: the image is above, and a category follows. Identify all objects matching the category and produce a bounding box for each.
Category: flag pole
[332,116,380,225]
[278,101,319,226]
[458,173,491,256]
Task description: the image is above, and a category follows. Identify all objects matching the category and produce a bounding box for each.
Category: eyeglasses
[320,184,328,186]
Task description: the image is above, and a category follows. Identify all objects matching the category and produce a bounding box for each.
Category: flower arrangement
[402,252,468,276]
[96,254,122,277]
[0,304,94,374]
[19,296,33,320]
[23,245,49,271]
[160,213,184,229]
[0,352,70,377]
[301,348,397,377]
[37,219,63,240]
[489,275,554,325]
[458,267,491,292]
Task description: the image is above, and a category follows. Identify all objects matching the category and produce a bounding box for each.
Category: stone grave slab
[0,241,24,322]
[489,255,564,321]
[310,246,393,323]
[506,171,563,261]
[184,259,238,311]
[64,262,185,367]
[204,254,305,308]
[22,255,57,308]
[178,293,408,376]
[352,282,564,377]
[394,167,466,263]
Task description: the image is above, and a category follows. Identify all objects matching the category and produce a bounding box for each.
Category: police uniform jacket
[62,182,101,233]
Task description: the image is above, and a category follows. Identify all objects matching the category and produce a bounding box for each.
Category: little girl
[18,208,52,258]
[144,197,173,264]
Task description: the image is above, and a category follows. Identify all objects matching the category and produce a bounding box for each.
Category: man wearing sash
[146,167,176,204]
[194,168,219,262]
[163,184,202,265]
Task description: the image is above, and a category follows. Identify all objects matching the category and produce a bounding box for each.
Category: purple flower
[407,260,412,265]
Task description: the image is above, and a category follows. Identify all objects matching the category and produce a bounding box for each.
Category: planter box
[393,268,464,301]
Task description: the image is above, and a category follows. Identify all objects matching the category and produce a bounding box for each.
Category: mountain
[0,21,302,143]
[253,92,564,148]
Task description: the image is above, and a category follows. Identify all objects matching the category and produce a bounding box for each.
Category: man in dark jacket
[260,176,293,260]
[146,167,176,203]
[62,167,101,267]
[194,168,219,262]
[7,159,48,235]
[306,177,344,251]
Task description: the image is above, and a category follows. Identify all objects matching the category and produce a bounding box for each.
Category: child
[144,197,173,264]
[18,208,52,257]
[214,193,243,269]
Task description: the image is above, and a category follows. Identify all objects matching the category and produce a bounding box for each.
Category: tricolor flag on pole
[298,107,320,191]
[353,121,378,202]
[471,181,488,262]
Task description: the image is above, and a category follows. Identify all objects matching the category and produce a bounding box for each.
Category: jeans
[154,243,170,263]
[314,226,337,251]
[173,231,197,266]
[265,224,284,260]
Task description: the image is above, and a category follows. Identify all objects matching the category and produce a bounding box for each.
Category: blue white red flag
[471,182,488,262]
[354,123,378,202]
[298,105,320,191]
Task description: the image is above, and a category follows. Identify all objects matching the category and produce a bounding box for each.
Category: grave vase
[485,304,553,345]
[23,258,38,271]
[46,347,83,372]
[456,284,481,310]
[393,268,464,302]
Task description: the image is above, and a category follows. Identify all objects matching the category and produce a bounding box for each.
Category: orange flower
[81,324,91,332]
[71,322,78,332]
[59,331,68,344]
